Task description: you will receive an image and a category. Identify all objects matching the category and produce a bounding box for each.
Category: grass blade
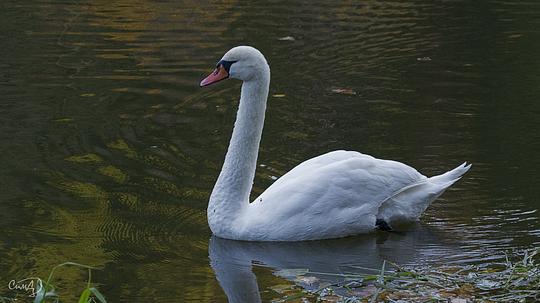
[378,260,386,284]
[78,288,91,303]
[89,287,107,303]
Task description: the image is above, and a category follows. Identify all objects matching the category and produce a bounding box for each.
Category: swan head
[200,46,269,87]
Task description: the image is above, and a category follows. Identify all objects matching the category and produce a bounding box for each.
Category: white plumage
[201,46,470,241]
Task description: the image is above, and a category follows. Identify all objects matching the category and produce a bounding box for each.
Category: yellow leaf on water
[80,93,95,97]
[273,94,286,98]
[151,103,166,109]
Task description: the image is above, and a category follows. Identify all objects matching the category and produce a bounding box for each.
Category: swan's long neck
[208,67,270,235]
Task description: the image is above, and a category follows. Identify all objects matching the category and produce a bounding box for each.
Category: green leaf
[89,287,107,303]
[78,288,91,303]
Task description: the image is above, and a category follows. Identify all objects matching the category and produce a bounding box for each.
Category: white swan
[200,46,470,241]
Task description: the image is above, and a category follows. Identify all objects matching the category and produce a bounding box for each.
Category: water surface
[1,0,540,301]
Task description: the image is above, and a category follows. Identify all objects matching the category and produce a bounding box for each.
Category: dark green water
[1,0,539,302]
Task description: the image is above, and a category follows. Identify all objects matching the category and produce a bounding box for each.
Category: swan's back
[240,150,430,240]
[261,150,424,193]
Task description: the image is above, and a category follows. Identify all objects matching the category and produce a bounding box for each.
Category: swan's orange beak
[200,64,229,87]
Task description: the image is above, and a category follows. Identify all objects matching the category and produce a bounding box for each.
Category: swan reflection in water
[209,223,455,302]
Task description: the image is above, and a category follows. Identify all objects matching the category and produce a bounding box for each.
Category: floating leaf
[295,276,319,286]
[331,88,356,95]
[476,279,500,290]
[508,34,523,39]
[150,103,166,109]
[274,268,309,279]
[278,36,295,41]
[284,131,308,140]
[272,94,286,98]
[270,284,294,294]
[118,113,135,119]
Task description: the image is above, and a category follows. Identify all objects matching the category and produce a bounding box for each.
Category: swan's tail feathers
[429,162,472,185]
[377,162,471,224]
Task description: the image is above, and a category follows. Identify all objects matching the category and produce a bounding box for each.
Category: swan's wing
[255,150,425,204]
[243,150,426,240]
[260,150,365,189]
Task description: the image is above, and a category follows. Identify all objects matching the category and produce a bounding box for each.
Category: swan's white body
[203,46,470,241]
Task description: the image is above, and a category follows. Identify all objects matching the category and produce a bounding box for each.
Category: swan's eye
[218,60,237,73]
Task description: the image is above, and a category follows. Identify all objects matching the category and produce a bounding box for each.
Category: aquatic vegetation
[277,249,539,302]
[34,262,107,303]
